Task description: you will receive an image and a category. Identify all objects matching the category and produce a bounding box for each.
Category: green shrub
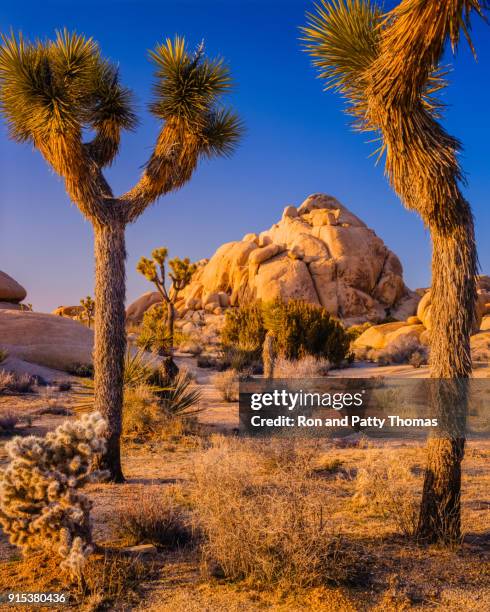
[264,300,350,365]
[137,304,171,354]
[221,302,266,356]
[221,300,350,366]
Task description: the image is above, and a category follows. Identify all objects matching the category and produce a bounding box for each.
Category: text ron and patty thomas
[247,390,439,429]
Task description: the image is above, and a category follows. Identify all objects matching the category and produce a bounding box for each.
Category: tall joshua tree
[0,32,241,481]
[137,247,197,348]
[304,0,487,542]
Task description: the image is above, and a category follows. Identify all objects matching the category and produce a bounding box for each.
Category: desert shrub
[212,370,239,402]
[66,363,94,378]
[375,336,428,366]
[58,381,72,392]
[273,355,330,379]
[221,302,266,357]
[0,349,8,364]
[409,350,427,368]
[191,438,358,588]
[0,413,108,578]
[137,304,171,354]
[222,300,350,366]
[0,411,19,435]
[352,453,420,537]
[76,552,147,609]
[221,346,261,372]
[0,371,35,394]
[0,370,15,393]
[264,300,350,364]
[346,321,373,342]
[115,487,192,549]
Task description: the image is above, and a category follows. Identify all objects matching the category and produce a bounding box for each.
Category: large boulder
[176,194,417,325]
[126,291,162,324]
[353,322,427,351]
[52,305,84,318]
[0,271,26,303]
[0,310,93,371]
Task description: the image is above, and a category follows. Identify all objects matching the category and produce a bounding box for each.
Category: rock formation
[127,194,418,330]
[0,270,27,309]
[0,311,93,370]
[353,276,490,357]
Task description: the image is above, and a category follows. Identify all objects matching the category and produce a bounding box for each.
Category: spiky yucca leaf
[150,36,231,122]
[0,29,135,165]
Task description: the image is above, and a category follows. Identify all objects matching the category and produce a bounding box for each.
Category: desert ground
[0,353,489,612]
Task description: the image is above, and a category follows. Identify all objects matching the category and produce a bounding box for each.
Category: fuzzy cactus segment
[0,412,108,578]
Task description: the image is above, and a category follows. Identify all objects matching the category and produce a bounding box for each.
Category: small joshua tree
[0,412,107,579]
[137,248,197,349]
[80,295,96,328]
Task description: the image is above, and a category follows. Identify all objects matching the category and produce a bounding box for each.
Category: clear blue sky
[0,0,488,312]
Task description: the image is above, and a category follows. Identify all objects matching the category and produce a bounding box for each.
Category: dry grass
[352,451,421,537]
[273,355,330,378]
[211,370,239,402]
[0,370,35,394]
[0,411,19,435]
[355,335,428,366]
[0,550,149,611]
[114,486,193,550]
[190,437,362,589]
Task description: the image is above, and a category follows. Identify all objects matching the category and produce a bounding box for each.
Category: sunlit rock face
[173,194,418,326]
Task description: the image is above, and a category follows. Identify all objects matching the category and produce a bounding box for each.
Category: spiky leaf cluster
[169,257,197,291]
[149,36,243,157]
[0,412,108,578]
[0,30,136,159]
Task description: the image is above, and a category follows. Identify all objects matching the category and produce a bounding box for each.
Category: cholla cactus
[263,330,277,379]
[0,412,107,578]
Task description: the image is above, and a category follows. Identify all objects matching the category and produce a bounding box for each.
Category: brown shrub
[352,452,420,537]
[191,438,360,589]
[211,370,239,402]
[114,487,193,550]
[273,355,330,378]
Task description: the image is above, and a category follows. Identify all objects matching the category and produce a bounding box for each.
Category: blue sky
[0,0,488,312]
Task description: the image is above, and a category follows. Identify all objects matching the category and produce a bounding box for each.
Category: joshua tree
[80,295,95,328]
[137,247,197,349]
[0,32,242,481]
[304,0,487,542]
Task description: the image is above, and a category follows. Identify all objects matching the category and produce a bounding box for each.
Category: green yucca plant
[76,349,202,419]
[0,31,242,481]
[303,0,488,543]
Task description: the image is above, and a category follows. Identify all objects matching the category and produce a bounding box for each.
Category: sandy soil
[0,356,488,611]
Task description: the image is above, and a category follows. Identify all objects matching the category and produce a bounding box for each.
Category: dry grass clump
[273,355,330,378]
[0,370,36,394]
[0,410,19,435]
[114,486,193,550]
[352,452,420,537]
[211,370,239,402]
[355,336,429,367]
[77,552,149,610]
[191,438,360,589]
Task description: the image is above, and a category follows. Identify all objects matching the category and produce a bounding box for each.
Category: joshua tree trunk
[167,300,175,349]
[417,212,476,542]
[93,222,127,482]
